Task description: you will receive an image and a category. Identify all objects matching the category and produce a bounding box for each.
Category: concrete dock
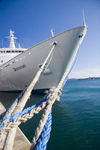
[0,102,31,150]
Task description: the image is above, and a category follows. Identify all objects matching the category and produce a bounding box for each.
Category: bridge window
[0,50,23,53]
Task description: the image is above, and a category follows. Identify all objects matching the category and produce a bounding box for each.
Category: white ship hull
[0,26,87,92]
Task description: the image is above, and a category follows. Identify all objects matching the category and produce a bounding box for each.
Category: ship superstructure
[0,30,27,66]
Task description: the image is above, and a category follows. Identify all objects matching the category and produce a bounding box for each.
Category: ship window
[0,50,23,53]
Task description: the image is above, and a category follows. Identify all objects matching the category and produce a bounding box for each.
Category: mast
[8,30,17,49]
[50,28,54,37]
[82,9,86,26]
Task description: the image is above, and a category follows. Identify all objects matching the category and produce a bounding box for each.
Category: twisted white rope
[1,43,56,150]
[0,100,47,132]
[31,89,59,149]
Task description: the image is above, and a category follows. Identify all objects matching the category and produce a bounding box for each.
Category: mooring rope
[0,40,71,150]
[0,42,57,150]
[33,109,52,150]
[0,87,60,133]
[31,89,59,149]
[0,88,61,150]
[0,91,25,131]
[0,94,51,132]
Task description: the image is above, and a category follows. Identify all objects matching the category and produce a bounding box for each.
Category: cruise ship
[0,25,87,93]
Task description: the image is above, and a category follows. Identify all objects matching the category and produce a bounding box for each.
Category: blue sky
[0,0,100,78]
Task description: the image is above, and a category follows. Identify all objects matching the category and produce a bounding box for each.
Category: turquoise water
[0,78,100,150]
[20,78,100,150]
[47,78,100,150]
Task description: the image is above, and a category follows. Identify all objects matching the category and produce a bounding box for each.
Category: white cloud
[69,69,100,79]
